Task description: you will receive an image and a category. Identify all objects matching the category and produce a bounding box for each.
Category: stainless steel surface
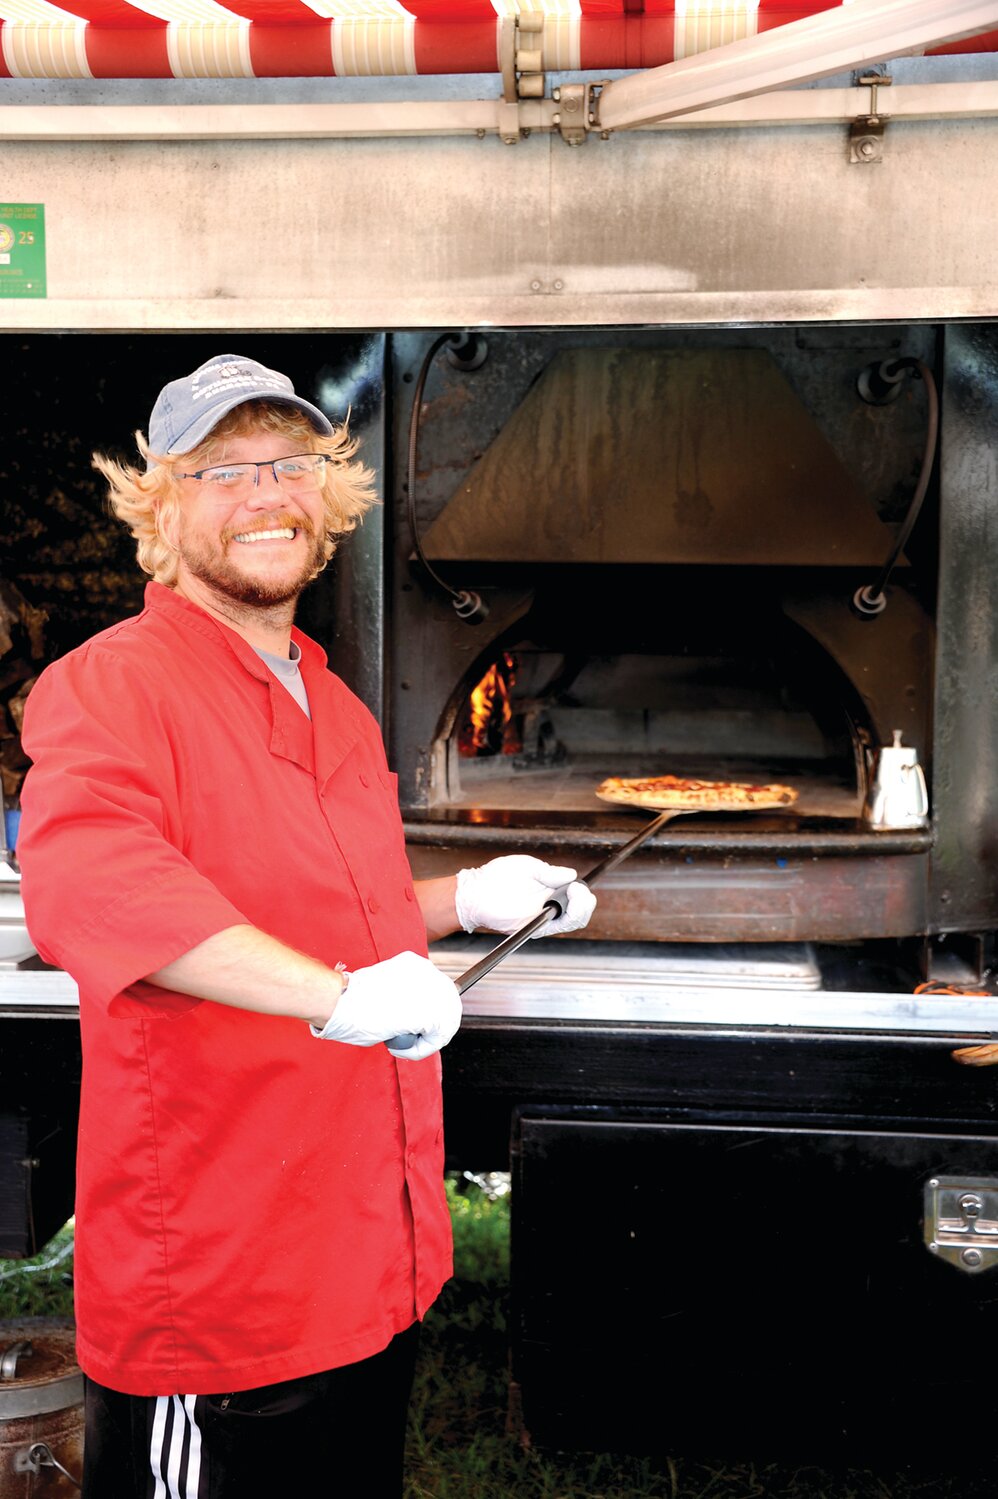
[9,949,998,1036]
[863,730,930,830]
[3,103,998,330]
[6,80,998,143]
[0,971,79,1017]
[925,1176,998,1273]
[425,939,998,1034]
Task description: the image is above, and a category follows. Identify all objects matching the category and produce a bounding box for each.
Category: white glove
[311,950,461,1062]
[454,855,597,938]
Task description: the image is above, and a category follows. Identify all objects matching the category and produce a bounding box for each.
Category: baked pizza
[595,774,798,811]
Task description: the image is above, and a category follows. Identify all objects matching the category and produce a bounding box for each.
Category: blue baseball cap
[148,354,334,457]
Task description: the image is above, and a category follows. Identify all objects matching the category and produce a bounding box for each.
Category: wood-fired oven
[359,324,998,1460]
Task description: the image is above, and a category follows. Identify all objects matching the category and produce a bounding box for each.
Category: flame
[459,652,521,757]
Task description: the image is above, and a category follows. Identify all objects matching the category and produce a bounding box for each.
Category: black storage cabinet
[444,1016,998,1461]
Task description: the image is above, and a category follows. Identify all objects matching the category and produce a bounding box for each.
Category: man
[17,353,595,1498]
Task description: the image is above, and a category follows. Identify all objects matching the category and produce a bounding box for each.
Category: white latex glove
[311,950,461,1062]
[454,855,597,938]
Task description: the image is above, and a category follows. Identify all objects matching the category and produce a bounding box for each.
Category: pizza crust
[595,774,799,812]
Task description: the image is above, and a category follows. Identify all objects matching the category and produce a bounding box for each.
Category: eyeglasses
[176,454,330,494]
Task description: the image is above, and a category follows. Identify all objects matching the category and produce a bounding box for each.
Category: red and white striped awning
[1,0,996,80]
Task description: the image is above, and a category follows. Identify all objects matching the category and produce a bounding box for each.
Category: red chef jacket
[18,582,452,1396]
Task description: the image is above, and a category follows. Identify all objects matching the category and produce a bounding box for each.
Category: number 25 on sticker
[19,231,34,245]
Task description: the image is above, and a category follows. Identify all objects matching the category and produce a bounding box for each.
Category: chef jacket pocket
[207,1372,322,1418]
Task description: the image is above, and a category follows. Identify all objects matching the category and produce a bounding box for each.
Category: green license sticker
[0,204,46,298]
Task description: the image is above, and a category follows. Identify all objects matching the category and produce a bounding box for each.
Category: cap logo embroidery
[189,365,289,404]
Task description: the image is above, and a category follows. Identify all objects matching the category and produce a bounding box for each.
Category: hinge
[850,70,892,164]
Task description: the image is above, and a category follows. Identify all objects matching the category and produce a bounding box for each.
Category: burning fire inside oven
[458,652,522,757]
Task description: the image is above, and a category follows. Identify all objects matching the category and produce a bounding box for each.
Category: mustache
[220,510,319,545]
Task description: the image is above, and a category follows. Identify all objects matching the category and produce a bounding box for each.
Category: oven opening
[434,570,869,826]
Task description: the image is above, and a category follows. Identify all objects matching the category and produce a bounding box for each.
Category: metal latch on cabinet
[925,1177,998,1274]
[850,71,892,163]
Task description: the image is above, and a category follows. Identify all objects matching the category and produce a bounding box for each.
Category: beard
[178,511,327,609]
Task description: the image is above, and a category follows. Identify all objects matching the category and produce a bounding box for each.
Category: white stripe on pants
[150,1393,204,1498]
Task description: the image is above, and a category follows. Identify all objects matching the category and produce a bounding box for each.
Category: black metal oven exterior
[366,321,998,1456]
[372,322,998,956]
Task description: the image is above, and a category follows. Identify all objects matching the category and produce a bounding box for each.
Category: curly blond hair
[93,400,377,588]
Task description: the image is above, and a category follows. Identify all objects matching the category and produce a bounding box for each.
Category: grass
[0,1193,982,1496]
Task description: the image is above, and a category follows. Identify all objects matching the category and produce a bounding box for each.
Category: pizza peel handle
[390,779,798,1042]
[387,809,686,1048]
[453,807,687,997]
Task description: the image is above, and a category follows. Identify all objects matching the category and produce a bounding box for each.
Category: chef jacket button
[406,1150,416,1169]
[359,772,370,787]
[368,896,379,914]
[404,886,414,902]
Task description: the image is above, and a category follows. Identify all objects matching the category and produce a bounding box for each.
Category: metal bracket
[850,71,892,163]
[925,1176,998,1274]
[552,82,603,147]
[498,11,546,142]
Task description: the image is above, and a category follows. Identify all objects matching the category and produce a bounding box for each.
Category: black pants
[82,1324,421,1498]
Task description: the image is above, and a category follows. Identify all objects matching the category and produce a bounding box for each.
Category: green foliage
[446,1174,510,1286]
[0,1221,75,1321]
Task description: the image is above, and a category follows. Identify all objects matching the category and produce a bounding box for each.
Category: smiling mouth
[232,526,298,544]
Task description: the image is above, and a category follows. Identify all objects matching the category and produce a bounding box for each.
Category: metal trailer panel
[2,114,998,330]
